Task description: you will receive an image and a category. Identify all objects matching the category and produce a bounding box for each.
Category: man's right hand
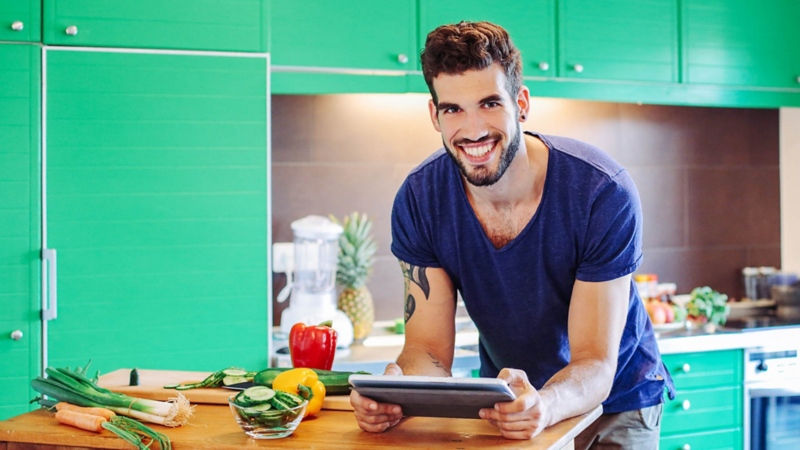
[351,363,404,432]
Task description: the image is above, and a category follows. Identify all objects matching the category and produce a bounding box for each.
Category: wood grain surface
[97,369,353,411]
[0,404,601,449]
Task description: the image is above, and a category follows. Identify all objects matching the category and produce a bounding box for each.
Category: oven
[744,343,800,450]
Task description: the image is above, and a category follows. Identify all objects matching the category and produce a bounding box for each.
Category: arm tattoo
[400,261,430,299]
[427,352,446,371]
[401,261,429,323]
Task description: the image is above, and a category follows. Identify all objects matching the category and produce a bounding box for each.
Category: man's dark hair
[421,21,522,106]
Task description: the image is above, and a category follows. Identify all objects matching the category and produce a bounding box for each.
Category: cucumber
[222,369,249,377]
[249,403,273,412]
[222,376,248,386]
[275,391,305,407]
[242,386,276,402]
[254,368,370,395]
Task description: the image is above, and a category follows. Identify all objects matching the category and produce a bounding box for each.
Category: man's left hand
[479,368,550,440]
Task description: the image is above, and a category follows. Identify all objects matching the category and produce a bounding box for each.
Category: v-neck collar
[455,131,554,253]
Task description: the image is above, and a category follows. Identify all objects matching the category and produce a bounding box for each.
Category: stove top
[725,315,800,331]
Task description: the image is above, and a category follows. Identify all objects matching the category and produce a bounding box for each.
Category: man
[350,21,674,449]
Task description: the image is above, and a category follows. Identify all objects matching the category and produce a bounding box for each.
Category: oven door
[746,381,800,450]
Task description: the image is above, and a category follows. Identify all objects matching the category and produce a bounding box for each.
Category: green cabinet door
[0,43,41,421]
[419,0,555,77]
[558,0,678,82]
[660,428,742,450]
[44,48,270,376]
[682,0,800,89]
[270,1,416,70]
[0,0,41,42]
[43,0,268,52]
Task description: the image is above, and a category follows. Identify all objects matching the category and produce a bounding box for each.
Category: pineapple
[331,212,378,343]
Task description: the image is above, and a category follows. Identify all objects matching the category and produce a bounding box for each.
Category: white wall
[780,107,800,273]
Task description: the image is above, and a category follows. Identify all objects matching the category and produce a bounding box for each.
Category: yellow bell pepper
[272,368,326,418]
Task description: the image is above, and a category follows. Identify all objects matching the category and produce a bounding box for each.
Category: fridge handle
[42,248,57,321]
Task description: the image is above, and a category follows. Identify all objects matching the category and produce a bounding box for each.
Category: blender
[278,215,354,348]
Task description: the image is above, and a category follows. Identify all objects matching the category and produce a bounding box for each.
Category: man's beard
[443,125,521,187]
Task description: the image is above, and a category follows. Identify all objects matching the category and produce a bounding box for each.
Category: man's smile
[458,139,498,163]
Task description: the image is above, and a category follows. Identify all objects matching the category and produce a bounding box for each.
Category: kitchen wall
[271,95,781,324]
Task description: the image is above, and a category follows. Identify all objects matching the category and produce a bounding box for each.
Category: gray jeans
[574,403,663,450]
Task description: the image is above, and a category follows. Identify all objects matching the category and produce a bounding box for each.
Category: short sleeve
[390,179,441,268]
[576,170,643,282]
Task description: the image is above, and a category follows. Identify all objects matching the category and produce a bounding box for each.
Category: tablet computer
[349,375,516,419]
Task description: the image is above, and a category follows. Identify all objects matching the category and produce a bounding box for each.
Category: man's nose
[461,112,489,142]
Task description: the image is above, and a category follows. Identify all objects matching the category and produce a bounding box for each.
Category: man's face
[428,64,524,187]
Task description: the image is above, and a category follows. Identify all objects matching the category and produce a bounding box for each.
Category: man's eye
[444,107,459,114]
[484,102,500,108]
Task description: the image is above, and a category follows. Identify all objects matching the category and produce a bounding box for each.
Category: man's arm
[395,261,458,376]
[481,275,630,439]
[351,260,457,432]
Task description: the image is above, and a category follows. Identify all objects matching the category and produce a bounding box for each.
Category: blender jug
[279,215,354,347]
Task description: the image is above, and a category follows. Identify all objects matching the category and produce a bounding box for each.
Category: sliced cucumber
[242,386,276,402]
[275,391,305,408]
[249,403,273,412]
[222,369,249,377]
[222,376,249,386]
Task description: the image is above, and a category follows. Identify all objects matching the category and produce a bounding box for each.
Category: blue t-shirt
[391,132,675,413]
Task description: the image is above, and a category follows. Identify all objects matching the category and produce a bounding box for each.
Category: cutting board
[97,369,354,411]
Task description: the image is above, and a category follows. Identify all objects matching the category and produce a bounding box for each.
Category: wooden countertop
[0,403,602,449]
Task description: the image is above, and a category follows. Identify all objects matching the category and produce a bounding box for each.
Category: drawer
[661,385,742,435]
[43,0,268,52]
[662,350,742,389]
[660,427,742,450]
[0,0,41,42]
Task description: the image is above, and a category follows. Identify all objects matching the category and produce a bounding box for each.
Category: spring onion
[31,363,193,427]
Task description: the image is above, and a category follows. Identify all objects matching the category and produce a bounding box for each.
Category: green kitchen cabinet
[43,0,268,52]
[0,0,41,42]
[682,0,800,89]
[418,0,556,77]
[43,48,270,377]
[0,43,41,421]
[660,350,744,448]
[270,0,415,94]
[558,0,679,83]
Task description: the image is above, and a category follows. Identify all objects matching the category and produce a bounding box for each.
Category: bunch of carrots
[52,402,171,450]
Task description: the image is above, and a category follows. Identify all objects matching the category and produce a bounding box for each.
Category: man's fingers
[384,363,404,376]
[500,428,540,440]
[350,390,402,415]
[355,412,403,425]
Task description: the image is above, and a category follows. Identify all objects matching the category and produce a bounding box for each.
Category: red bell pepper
[289,321,338,370]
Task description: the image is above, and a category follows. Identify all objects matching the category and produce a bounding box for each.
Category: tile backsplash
[271,94,780,324]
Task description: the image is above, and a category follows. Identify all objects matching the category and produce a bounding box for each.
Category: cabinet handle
[42,248,58,321]
[682,445,691,450]
[11,330,23,341]
[573,64,584,73]
[682,363,691,373]
[538,62,549,71]
[397,54,409,64]
[11,21,24,31]
[682,399,691,410]
[796,76,800,84]
[65,25,78,36]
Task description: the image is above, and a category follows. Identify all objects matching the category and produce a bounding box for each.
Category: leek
[32,365,193,427]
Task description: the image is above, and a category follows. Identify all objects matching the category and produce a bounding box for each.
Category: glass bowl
[228,395,307,439]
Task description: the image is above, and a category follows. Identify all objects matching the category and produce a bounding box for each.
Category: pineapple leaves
[330,211,377,289]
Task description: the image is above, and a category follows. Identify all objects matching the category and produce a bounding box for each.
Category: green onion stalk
[32,366,193,427]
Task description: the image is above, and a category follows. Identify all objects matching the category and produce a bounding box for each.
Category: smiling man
[349,22,675,449]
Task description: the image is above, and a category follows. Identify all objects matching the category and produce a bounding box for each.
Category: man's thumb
[384,363,403,376]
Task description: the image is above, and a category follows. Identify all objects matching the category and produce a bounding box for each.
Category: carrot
[55,402,116,421]
[55,409,107,432]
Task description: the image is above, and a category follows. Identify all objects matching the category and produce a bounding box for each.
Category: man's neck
[463,133,548,210]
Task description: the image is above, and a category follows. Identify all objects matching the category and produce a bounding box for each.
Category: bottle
[742,267,758,301]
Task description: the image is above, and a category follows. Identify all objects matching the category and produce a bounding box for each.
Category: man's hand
[350,363,404,432]
[479,368,551,440]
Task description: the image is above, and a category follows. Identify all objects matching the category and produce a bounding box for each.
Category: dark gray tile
[524,99,622,159]
[627,167,685,248]
[746,246,782,269]
[687,168,780,246]
[310,94,443,164]
[368,256,405,321]
[639,248,748,299]
[272,95,315,162]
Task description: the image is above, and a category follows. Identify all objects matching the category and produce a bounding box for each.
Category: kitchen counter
[656,323,800,354]
[0,403,602,450]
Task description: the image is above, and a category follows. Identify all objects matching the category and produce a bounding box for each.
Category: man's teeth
[461,141,495,157]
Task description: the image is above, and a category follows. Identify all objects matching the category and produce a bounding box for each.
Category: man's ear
[428,99,441,132]
[517,85,531,122]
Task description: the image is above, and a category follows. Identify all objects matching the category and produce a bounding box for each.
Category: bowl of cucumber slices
[229,387,307,439]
